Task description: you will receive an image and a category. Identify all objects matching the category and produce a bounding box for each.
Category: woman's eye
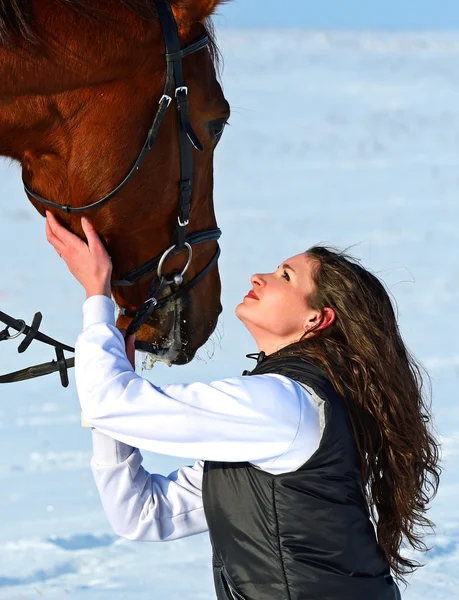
[208,118,228,142]
[282,270,290,281]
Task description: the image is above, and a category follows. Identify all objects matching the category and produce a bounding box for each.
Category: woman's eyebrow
[282,263,296,273]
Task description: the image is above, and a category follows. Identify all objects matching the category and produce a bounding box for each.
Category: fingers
[81,216,96,241]
[46,211,112,294]
[81,216,105,254]
[46,212,105,256]
[46,211,66,242]
[45,214,66,255]
[46,211,76,247]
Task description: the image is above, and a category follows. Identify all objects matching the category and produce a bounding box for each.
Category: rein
[0,311,74,387]
[1,0,222,387]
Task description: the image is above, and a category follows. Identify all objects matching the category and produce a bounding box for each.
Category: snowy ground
[0,29,458,599]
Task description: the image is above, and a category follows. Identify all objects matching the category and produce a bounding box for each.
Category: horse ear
[173,0,226,29]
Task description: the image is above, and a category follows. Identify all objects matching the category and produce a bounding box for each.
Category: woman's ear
[304,307,336,334]
[172,0,225,32]
[319,307,336,331]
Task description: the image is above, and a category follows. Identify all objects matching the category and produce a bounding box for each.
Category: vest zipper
[219,568,246,600]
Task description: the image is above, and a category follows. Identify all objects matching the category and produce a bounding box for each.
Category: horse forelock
[0,0,221,72]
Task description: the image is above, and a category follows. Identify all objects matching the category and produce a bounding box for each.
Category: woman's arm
[75,296,311,468]
[90,429,206,541]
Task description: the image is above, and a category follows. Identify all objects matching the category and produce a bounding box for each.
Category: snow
[0,29,458,598]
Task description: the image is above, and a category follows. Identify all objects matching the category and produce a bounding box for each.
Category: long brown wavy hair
[279,246,441,583]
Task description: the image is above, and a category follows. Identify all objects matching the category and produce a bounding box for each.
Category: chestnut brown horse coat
[0,0,230,363]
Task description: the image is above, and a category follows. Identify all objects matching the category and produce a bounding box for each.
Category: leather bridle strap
[112,227,221,286]
[123,244,221,337]
[116,0,220,337]
[0,355,75,385]
[156,0,201,251]
[134,245,221,353]
[22,28,209,214]
[0,311,75,386]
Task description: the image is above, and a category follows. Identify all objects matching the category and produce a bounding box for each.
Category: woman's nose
[250,274,266,287]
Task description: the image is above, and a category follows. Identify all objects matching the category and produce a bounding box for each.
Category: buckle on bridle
[175,86,188,97]
[143,297,158,308]
[160,94,172,107]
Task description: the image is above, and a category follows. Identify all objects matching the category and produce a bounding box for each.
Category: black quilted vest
[202,354,401,600]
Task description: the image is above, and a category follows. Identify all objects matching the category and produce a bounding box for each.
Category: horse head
[0,0,230,365]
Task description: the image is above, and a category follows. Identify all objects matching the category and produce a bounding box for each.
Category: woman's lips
[245,290,259,300]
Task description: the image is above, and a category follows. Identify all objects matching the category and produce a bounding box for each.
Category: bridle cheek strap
[2,2,221,386]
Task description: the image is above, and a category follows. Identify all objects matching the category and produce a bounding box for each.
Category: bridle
[24,0,221,338]
[0,0,222,385]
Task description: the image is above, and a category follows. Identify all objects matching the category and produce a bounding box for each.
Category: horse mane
[0,0,221,68]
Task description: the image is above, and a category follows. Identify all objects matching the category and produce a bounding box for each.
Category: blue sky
[216,0,459,29]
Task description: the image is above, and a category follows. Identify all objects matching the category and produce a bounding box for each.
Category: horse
[0,0,230,366]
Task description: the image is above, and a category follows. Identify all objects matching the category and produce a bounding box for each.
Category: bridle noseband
[0,1,223,386]
[23,0,222,338]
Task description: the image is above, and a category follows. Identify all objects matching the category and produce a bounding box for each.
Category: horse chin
[132,299,194,366]
[134,341,192,366]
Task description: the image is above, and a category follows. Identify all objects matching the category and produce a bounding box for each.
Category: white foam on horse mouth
[141,296,184,369]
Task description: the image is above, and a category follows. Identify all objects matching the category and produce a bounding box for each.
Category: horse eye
[208,118,228,142]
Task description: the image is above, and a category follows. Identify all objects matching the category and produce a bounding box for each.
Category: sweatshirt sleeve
[90,428,207,541]
[75,296,310,469]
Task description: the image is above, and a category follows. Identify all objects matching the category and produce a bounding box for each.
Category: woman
[46,212,440,600]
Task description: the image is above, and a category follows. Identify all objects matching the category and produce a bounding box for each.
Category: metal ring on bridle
[157,242,192,286]
[4,320,26,340]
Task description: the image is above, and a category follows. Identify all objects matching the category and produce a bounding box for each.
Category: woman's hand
[45,211,112,299]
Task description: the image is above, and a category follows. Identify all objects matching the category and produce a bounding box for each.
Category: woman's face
[236,253,319,353]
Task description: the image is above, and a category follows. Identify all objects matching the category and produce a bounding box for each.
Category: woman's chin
[235,301,247,321]
[235,304,260,334]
